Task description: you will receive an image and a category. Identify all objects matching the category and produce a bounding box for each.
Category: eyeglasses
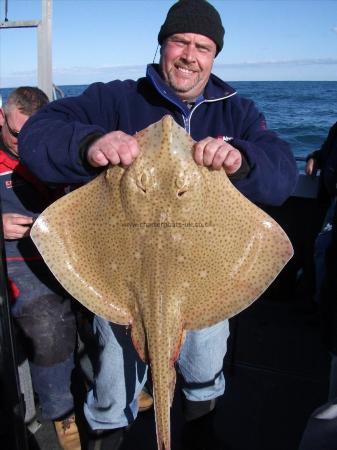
[4,115,20,138]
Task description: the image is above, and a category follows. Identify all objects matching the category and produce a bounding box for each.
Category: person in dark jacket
[0,87,80,450]
[305,121,337,389]
[299,121,337,450]
[19,1,298,449]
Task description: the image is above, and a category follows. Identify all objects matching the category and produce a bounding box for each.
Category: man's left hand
[193,137,242,174]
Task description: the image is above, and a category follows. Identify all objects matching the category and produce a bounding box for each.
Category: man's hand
[305,157,317,176]
[2,213,34,239]
[86,131,140,168]
[193,137,242,174]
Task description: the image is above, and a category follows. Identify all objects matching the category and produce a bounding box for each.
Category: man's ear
[0,108,5,127]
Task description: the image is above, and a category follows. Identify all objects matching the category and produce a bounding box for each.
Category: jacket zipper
[184,92,237,135]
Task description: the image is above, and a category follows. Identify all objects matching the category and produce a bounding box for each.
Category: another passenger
[0,87,80,450]
[19,1,298,449]
[299,121,337,450]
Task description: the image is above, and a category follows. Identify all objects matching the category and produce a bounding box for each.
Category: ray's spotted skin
[31,116,293,450]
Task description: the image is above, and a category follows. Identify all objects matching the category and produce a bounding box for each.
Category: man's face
[160,33,217,102]
[0,106,29,155]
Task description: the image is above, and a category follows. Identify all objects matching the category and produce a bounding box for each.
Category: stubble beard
[167,67,203,97]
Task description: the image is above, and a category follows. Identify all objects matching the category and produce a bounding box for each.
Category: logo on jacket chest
[5,177,26,190]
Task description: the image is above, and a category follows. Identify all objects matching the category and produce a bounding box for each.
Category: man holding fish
[19,1,298,449]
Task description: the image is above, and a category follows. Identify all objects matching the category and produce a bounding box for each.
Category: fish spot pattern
[31,115,293,450]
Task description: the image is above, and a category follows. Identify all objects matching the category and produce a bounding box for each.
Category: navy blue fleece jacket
[19,64,298,206]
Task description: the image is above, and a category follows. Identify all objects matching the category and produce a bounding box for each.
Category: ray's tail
[151,356,175,450]
[145,314,181,450]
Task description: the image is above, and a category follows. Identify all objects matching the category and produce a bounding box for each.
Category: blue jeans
[84,316,229,430]
[8,259,76,420]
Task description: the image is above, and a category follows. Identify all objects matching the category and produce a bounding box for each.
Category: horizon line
[1,79,337,90]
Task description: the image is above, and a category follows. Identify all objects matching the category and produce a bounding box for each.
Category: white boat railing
[0,0,54,100]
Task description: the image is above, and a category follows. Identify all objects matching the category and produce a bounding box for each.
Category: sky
[0,0,337,88]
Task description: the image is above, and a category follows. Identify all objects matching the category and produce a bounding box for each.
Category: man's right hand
[86,131,140,167]
[2,213,34,239]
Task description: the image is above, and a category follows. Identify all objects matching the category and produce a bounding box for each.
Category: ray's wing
[31,168,136,325]
[177,170,293,330]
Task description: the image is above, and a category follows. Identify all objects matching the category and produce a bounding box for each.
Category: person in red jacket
[0,87,80,450]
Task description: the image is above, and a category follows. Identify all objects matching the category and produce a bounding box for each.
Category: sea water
[1,81,336,160]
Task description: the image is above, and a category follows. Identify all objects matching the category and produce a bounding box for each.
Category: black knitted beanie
[158,0,225,56]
